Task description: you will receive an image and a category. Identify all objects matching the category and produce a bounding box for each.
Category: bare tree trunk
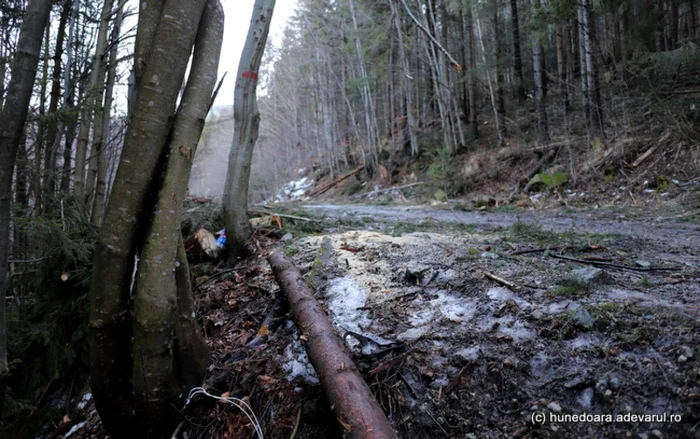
[42,0,72,213]
[222,0,276,263]
[0,0,53,416]
[467,6,479,139]
[532,1,549,143]
[89,0,211,435]
[493,5,507,144]
[61,0,80,194]
[510,0,526,102]
[34,25,50,212]
[349,0,380,170]
[670,0,679,49]
[391,0,419,156]
[74,0,113,199]
[555,23,570,113]
[475,3,505,146]
[91,1,123,226]
[132,1,221,432]
[578,5,590,125]
[582,0,604,137]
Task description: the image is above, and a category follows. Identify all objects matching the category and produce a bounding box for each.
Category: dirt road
[278,203,700,438]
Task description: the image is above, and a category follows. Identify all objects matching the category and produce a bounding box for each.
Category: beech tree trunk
[223,0,276,264]
[0,0,53,417]
[89,0,222,436]
[268,250,396,439]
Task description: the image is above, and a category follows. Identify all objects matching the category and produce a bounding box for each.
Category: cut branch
[548,252,681,272]
[267,250,396,439]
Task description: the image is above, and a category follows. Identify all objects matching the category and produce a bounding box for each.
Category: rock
[638,434,649,439]
[547,402,562,413]
[651,429,663,438]
[573,308,594,330]
[678,345,694,359]
[609,377,621,390]
[678,355,688,363]
[635,260,651,268]
[435,269,456,284]
[571,267,613,285]
[530,309,544,320]
[280,232,294,242]
[577,387,594,409]
[455,346,481,362]
[480,251,500,259]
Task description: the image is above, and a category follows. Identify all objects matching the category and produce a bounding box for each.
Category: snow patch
[64,422,87,438]
[487,287,533,309]
[276,177,314,201]
[283,334,319,385]
[325,276,371,332]
[77,392,92,410]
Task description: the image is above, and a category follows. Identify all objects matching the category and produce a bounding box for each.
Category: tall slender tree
[0,0,53,416]
[222,0,276,263]
[510,0,526,102]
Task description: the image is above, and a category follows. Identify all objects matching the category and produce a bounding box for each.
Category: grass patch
[544,276,591,297]
[507,219,578,247]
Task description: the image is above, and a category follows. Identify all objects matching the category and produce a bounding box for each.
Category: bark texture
[223,0,276,263]
[268,250,396,439]
[88,0,212,436]
[132,1,222,432]
[510,0,526,102]
[0,0,53,416]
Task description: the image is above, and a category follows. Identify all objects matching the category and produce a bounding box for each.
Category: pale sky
[118,1,297,110]
[215,0,298,106]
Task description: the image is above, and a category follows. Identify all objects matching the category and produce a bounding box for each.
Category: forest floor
[60,198,700,439]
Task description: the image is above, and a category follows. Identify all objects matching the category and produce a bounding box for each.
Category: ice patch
[64,422,87,438]
[77,392,92,410]
[487,287,533,309]
[276,177,314,201]
[283,334,319,385]
[434,291,476,321]
[325,277,371,332]
[397,326,429,341]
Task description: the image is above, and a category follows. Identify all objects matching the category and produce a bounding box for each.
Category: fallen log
[307,166,364,198]
[267,250,396,439]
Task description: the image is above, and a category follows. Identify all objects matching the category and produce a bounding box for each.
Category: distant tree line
[258,0,698,179]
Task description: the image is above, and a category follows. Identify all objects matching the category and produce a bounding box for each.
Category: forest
[0,0,699,438]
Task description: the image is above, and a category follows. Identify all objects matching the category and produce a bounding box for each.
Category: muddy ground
[62,201,699,439]
[268,202,700,438]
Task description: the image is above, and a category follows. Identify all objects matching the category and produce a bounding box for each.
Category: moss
[544,276,591,297]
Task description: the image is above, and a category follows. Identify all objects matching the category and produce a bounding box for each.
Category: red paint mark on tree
[242,71,259,80]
